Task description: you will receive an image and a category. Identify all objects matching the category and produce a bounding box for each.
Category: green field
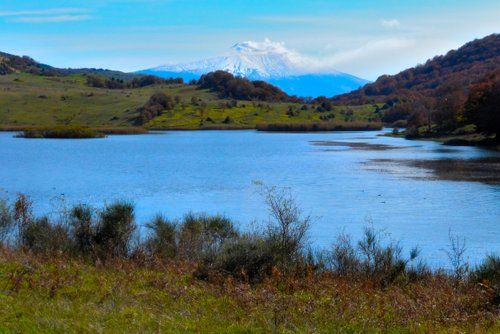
[1,254,498,333]
[0,73,381,131]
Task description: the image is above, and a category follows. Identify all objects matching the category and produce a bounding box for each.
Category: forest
[332,34,500,142]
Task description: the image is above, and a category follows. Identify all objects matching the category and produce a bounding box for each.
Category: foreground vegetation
[0,191,498,332]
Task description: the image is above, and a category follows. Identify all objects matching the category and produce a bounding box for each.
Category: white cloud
[0,8,88,17]
[381,19,400,28]
[11,15,92,23]
[230,38,416,78]
[251,16,321,24]
[0,8,92,23]
[321,38,414,67]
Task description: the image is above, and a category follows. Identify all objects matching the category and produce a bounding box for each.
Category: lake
[1,129,499,267]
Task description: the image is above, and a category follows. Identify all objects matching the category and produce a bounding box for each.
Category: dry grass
[0,249,498,333]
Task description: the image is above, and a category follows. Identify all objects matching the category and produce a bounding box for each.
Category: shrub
[136,92,175,125]
[358,226,421,286]
[21,217,70,255]
[328,233,359,276]
[404,126,420,139]
[145,215,177,259]
[445,232,469,280]
[211,234,277,282]
[95,201,135,258]
[178,213,238,261]
[70,204,96,255]
[471,254,500,305]
[13,194,33,245]
[0,199,13,244]
[263,186,310,273]
[327,226,423,287]
[222,116,233,124]
[196,186,311,282]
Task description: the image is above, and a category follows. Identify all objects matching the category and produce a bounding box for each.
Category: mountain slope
[145,40,301,79]
[140,40,369,97]
[0,51,145,81]
[328,34,499,143]
[333,34,500,104]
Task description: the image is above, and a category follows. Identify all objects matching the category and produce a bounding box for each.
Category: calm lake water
[1,129,499,267]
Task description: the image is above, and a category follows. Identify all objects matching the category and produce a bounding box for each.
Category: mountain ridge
[333,33,500,105]
[140,40,369,97]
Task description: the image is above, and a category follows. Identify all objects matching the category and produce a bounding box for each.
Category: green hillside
[0,72,381,131]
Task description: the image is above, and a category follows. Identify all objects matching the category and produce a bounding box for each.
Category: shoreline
[383,130,499,150]
[0,123,385,135]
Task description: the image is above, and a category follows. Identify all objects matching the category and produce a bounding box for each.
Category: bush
[327,226,423,287]
[328,233,360,276]
[14,194,33,246]
[222,116,233,124]
[70,204,96,255]
[22,217,70,255]
[136,93,175,125]
[145,215,177,259]
[95,201,135,258]
[178,213,237,261]
[263,186,310,273]
[471,254,500,305]
[211,234,277,282]
[0,199,13,244]
[404,126,420,139]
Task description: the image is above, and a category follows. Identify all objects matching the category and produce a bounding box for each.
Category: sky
[0,0,499,80]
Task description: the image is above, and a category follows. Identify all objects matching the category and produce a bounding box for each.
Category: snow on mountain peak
[142,39,369,97]
[153,39,307,79]
[231,38,288,55]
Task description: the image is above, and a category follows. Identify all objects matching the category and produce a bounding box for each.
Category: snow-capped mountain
[139,39,369,97]
[152,40,300,79]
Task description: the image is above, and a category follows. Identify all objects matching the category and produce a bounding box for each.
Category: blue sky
[1,0,499,79]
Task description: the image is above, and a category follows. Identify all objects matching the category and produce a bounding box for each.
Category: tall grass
[18,125,105,139]
[256,121,383,132]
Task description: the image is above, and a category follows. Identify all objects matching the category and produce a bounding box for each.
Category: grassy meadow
[0,73,381,131]
[0,252,498,333]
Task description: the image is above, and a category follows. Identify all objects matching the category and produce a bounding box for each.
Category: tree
[465,72,500,137]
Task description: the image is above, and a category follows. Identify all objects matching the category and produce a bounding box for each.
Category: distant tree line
[197,70,302,103]
[86,74,184,89]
